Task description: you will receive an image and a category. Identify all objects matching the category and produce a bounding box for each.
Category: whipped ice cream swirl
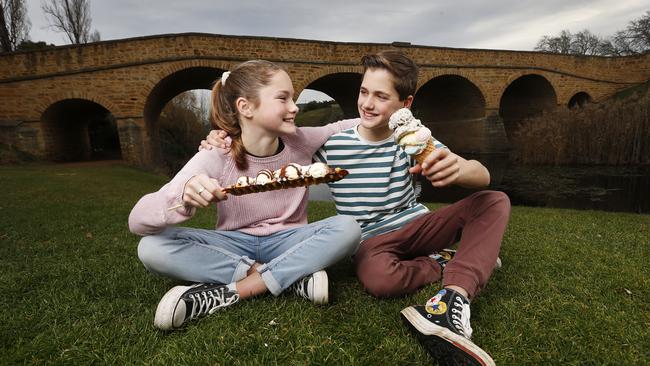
[389,108,432,156]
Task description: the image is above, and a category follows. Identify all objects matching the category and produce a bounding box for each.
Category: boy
[204,50,510,366]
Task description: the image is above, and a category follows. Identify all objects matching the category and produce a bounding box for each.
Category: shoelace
[291,277,310,300]
[450,296,473,339]
[188,287,239,320]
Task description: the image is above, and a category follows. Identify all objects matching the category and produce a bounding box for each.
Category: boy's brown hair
[361,50,418,101]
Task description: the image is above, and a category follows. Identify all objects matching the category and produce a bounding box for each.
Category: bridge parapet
[1,33,649,84]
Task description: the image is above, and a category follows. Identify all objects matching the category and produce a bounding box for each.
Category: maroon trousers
[354,191,510,299]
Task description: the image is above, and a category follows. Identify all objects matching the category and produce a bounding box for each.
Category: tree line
[158,91,211,176]
[299,100,337,113]
[535,11,650,56]
[1,0,99,53]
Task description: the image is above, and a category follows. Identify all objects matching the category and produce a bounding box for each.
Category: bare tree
[571,30,604,55]
[535,11,650,56]
[41,0,100,44]
[535,29,608,55]
[594,39,619,56]
[604,31,635,56]
[535,30,573,54]
[159,91,211,175]
[0,0,30,52]
[611,11,650,55]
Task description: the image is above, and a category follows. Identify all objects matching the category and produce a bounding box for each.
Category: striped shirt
[314,120,446,241]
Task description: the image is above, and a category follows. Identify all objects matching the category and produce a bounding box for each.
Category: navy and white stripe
[315,126,444,241]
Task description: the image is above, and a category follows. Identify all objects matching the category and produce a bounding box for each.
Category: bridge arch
[412,74,486,123]
[568,92,592,108]
[40,98,121,162]
[144,64,229,130]
[409,74,487,152]
[143,62,227,166]
[499,73,557,138]
[300,70,363,119]
[36,91,119,117]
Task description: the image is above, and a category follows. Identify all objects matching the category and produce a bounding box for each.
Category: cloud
[25,0,648,52]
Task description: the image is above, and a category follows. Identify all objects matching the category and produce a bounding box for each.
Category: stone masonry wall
[1,33,648,163]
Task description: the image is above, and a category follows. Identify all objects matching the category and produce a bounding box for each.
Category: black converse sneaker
[154,283,239,330]
[429,249,457,268]
[430,249,502,270]
[289,270,328,304]
[400,289,495,366]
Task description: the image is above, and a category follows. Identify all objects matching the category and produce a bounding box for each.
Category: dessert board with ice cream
[223,162,349,196]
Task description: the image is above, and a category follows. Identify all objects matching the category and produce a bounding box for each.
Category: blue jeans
[137,215,360,295]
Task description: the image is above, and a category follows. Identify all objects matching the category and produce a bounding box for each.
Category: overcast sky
[24,0,648,102]
[26,0,647,50]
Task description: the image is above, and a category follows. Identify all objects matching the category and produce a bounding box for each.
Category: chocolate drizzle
[224,166,348,196]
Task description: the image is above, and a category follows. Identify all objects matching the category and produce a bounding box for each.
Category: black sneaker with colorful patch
[429,249,457,268]
[400,289,495,366]
[154,283,239,331]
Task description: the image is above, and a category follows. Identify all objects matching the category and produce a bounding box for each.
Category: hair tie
[221,71,230,85]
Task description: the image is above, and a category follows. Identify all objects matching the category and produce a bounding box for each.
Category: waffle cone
[414,141,436,165]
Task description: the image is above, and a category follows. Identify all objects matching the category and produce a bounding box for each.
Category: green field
[1,163,649,365]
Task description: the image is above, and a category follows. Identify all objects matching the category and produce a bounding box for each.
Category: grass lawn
[1,163,649,365]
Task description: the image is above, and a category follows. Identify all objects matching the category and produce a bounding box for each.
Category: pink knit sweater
[128,120,358,237]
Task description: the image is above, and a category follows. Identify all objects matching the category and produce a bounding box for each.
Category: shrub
[510,85,650,165]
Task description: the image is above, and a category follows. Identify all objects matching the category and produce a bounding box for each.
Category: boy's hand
[183,174,228,207]
[199,130,231,151]
[409,148,460,188]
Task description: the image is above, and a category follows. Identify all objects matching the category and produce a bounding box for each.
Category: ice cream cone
[389,108,437,165]
[414,140,436,166]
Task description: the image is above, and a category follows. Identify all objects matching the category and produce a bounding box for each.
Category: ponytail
[211,79,248,170]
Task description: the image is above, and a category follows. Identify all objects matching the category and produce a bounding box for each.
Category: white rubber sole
[153,285,191,330]
[495,257,502,269]
[311,270,329,304]
[400,306,495,366]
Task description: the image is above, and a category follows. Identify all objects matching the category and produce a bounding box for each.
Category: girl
[128,60,361,331]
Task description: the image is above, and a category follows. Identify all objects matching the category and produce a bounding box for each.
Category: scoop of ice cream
[307,162,329,178]
[388,108,417,129]
[281,163,302,180]
[398,127,432,155]
[255,169,274,185]
[236,176,255,187]
[389,108,432,155]
[389,108,424,141]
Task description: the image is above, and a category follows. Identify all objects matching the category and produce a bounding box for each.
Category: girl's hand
[409,148,460,188]
[183,174,228,207]
[199,130,231,151]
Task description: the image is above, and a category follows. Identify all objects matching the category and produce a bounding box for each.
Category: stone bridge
[1,33,648,166]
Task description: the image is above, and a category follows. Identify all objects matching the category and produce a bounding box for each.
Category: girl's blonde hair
[211,60,284,170]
